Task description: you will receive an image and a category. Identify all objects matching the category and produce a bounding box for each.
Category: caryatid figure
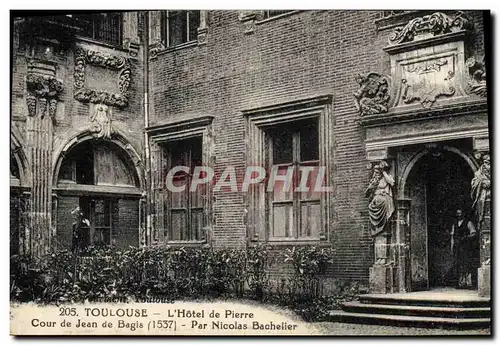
[365,160,395,237]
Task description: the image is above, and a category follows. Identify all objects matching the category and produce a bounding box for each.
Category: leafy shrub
[10,243,357,322]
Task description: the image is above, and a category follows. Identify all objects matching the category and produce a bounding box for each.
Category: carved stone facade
[358,11,489,295]
[11,11,490,298]
[12,13,144,256]
[73,47,131,108]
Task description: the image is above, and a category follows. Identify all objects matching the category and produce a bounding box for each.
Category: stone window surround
[148,115,214,245]
[243,94,333,245]
[148,10,208,58]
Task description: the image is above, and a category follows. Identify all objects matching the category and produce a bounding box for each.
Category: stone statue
[471,154,490,231]
[365,160,395,237]
[90,103,112,139]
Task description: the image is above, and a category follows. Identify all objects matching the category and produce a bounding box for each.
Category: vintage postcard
[9,9,491,336]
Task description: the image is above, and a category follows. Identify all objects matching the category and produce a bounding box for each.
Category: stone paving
[315,322,491,336]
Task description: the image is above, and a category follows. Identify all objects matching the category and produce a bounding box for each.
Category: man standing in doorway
[450,209,478,289]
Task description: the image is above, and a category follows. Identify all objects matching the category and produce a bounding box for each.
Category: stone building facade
[10,10,490,296]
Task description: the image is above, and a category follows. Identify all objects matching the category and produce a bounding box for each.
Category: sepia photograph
[8,8,491,336]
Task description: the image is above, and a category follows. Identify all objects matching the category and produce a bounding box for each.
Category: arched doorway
[404,147,478,290]
[53,138,143,250]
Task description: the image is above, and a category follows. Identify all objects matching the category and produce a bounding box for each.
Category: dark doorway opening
[424,150,476,288]
[408,148,478,291]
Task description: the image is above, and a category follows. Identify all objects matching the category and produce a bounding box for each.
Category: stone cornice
[359,99,488,127]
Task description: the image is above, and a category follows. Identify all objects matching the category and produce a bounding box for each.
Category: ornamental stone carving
[364,160,395,237]
[73,48,131,109]
[471,153,490,232]
[353,73,390,116]
[89,103,112,140]
[389,11,473,45]
[466,56,487,97]
[25,73,63,117]
[401,64,456,108]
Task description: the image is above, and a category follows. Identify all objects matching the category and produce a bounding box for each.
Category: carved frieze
[353,73,390,116]
[466,56,487,97]
[389,11,473,45]
[73,48,131,108]
[89,103,113,140]
[25,73,63,117]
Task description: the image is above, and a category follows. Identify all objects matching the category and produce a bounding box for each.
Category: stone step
[329,310,491,329]
[358,294,490,308]
[343,301,491,318]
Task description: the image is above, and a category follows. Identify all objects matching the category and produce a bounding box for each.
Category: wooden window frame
[165,137,204,242]
[162,10,201,48]
[243,95,333,245]
[267,119,321,241]
[148,116,214,245]
[262,10,295,20]
[73,12,123,46]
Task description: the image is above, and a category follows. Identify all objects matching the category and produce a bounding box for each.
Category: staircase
[329,289,491,329]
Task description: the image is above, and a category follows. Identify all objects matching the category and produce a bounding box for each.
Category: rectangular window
[267,118,321,240]
[165,137,204,241]
[162,10,200,47]
[262,10,294,19]
[73,12,123,46]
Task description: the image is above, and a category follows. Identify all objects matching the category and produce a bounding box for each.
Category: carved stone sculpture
[471,154,490,231]
[365,160,395,237]
[73,47,131,108]
[89,103,112,139]
[389,11,473,45]
[25,73,63,117]
[353,73,390,116]
[466,56,487,97]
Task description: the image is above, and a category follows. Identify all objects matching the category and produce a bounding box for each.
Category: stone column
[25,71,63,257]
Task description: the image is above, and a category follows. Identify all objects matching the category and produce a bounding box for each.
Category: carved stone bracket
[238,11,257,35]
[73,47,131,108]
[25,73,63,117]
[466,55,487,97]
[149,41,166,59]
[353,72,391,116]
[388,11,473,45]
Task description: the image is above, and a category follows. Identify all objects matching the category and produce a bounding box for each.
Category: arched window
[55,141,141,250]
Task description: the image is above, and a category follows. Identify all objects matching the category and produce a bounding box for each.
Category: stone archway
[52,129,145,190]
